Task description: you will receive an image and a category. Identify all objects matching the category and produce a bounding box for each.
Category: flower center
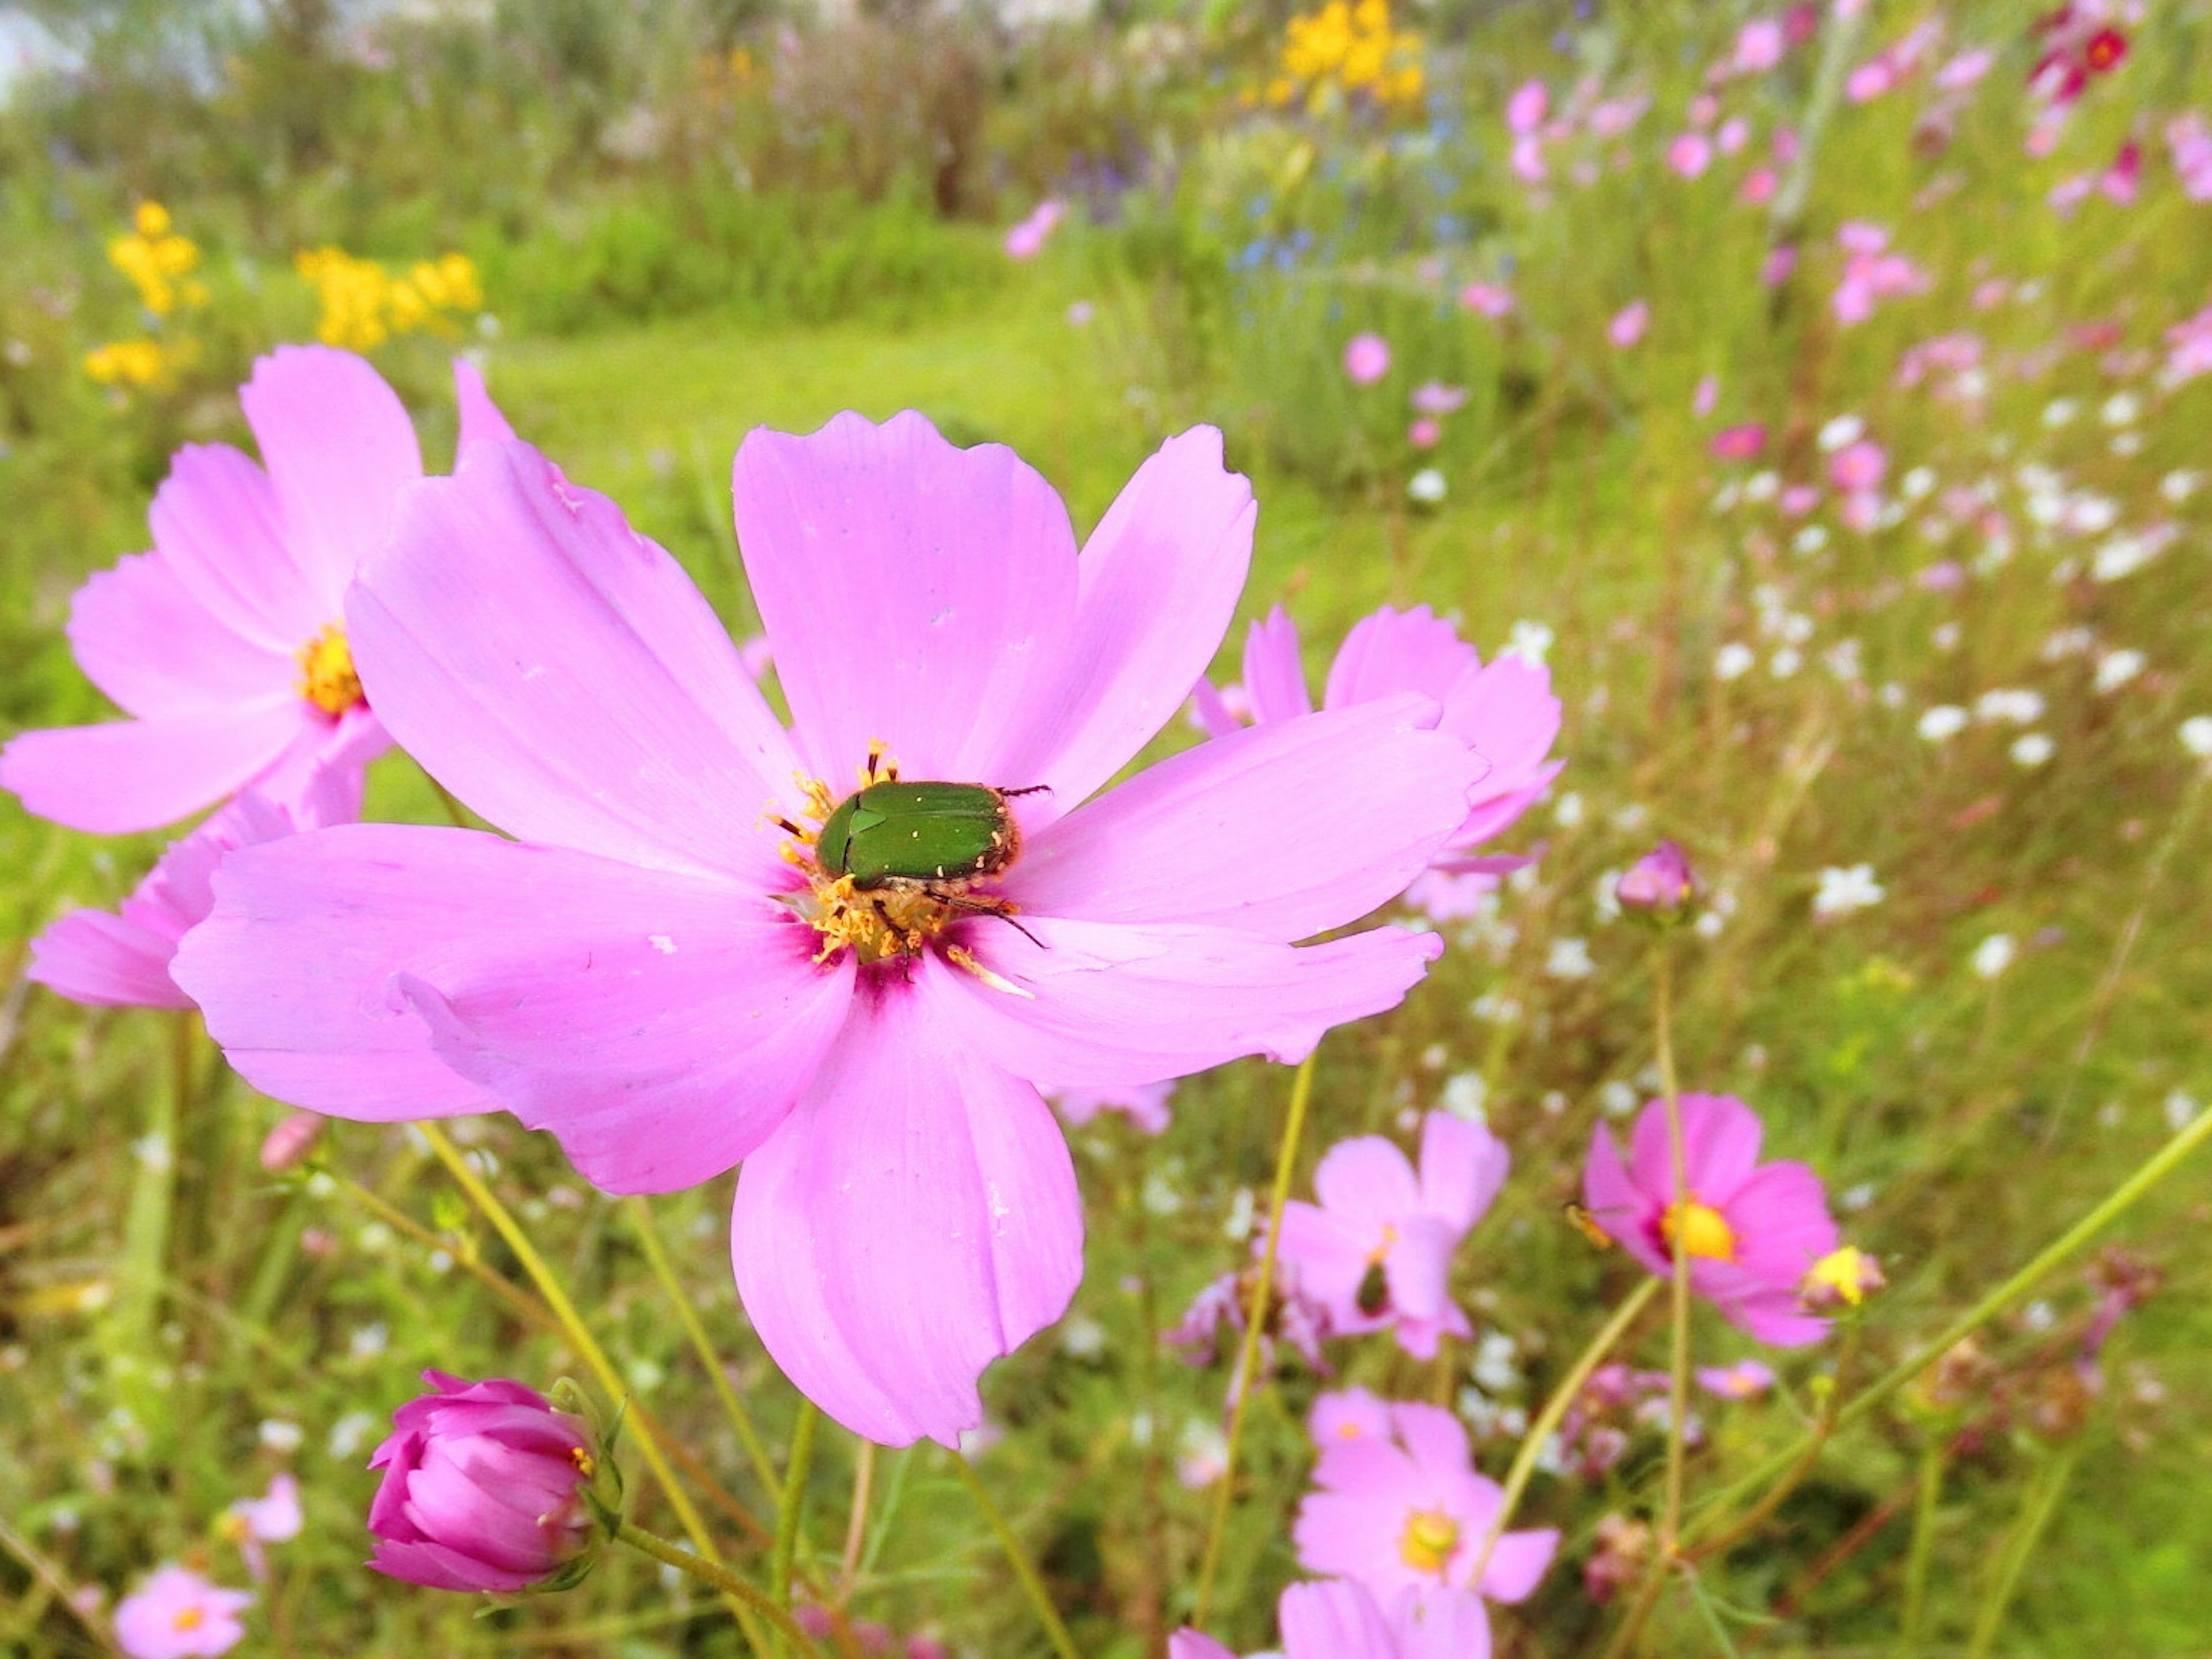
[297,622,364,715]
[172,1607,205,1632]
[1660,1195,1736,1262]
[1397,1508,1460,1574]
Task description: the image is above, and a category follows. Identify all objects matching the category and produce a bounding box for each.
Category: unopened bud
[1615,840,1700,925]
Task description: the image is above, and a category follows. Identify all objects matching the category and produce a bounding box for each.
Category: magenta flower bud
[366,1371,608,1593]
[1615,840,1699,921]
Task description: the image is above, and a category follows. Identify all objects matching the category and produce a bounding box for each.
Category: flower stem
[1467,1276,1662,1586]
[1651,944,1692,1562]
[838,1442,876,1595]
[771,1399,819,1649]
[948,1448,1084,1659]
[1895,1435,1946,1655]
[1193,1050,1320,1628]
[615,1521,827,1659]
[1964,1447,2078,1659]
[417,1122,774,1657]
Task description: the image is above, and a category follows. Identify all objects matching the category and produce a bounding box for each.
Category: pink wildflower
[1829,440,1887,495]
[1459,282,1514,318]
[1410,382,1469,416]
[1607,300,1649,349]
[176,415,1480,1446]
[1692,375,1719,418]
[1171,1580,1487,1659]
[221,1474,303,1581]
[1666,133,1713,177]
[1710,424,1766,461]
[1407,418,1441,449]
[1275,1112,1509,1357]
[1614,840,1699,917]
[1581,1093,1840,1346]
[1716,116,1750,156]
[113,1566,251,1659]
[1696,1359,1777,1399]
[1344,333,1392,385]
[1739,167,1777,204]
[1505,80,1548,136]
[0,351,509,834]
[1510,134,1546,183]
[1294,1394,1557,1624]
[1936,47,1994,89]
[1761,245,1799,286]
[1169,1259,1333,1380]
[1003,199,1067,260]
[1732,17,1785,74]
[2164,303,2212,382]
[1050,1080,1174,1135]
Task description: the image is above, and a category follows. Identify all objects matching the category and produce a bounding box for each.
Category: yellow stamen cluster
[1659,1195,1737,1262]
[1268,0,1425,111]
[1397,1508,1460,1574]
[297,623,365,716]
[172,1607,205,1632]
[108,202,207,318]
[1801,1245,1883,1309]
[294,247,483,352]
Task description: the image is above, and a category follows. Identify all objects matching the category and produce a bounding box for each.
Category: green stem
[838,1441,876,1594]
[1895,1437,1946,1655]
[1653,945,1692,1558]
[1467,1277,1662,1587]
[948,1449,1084,1659]
[1194,1051,1320,1628]
[771,1400,820,1644]
[1964,1449,2078,1659]
[1685,1321,1859,1566]
[614,1521,827,1659]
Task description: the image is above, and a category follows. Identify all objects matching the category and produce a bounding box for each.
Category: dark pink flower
[177,415,1480,1446]
[1614,840,1698,916]
[1,351,507,834]
[1710,424,1767,461]
[113,1566,251,1659]
[1581,1094,1839,1346]
[367,1371,599,1593]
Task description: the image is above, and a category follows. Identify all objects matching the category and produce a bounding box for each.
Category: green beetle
[817,781,1026,888]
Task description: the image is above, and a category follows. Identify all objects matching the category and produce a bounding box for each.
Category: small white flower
[259,1419,305,1455]
[1769,646,1802,678]
[1932,621,1961,650]
[1975,688,2046,725]
[1221,1186,1256,1241]
[1059,1315,1108,1359]
[1712,481,1743,513]
[1971,933,2016,979]
[2092,535,2157,582]
[2022,1298,2056,1331]
[2040,626,2095,661]
[2158,469,2202,503]
[1878,681,1906,707]
[1599,1081,1639,1117]
[327,1411,377,1461]
[1744,469,1779,502]
[1441,1072,1490,1122]
[1503,619,1555,664]
[2110,431,2143,457]
[2094,649,2146,693]
[2100,391,2141,427]
[2041,397,2078,428]
[1813,863,1885,918]
[1546,937,1595,979]
[1793,524,1831,555]
[1901,465,1937,500]
[1714,642,1756,680]
[2179,715,2212,759]
[2165,1090,2202,1130]
[1839,1181,1876,1212]
[1818,413,1865,452]
[2010,732,2055,767]
[1918,704,1969,741]
[1552,789,1584,827]
[2066,495,2118,535]
[1408,467,1448,504]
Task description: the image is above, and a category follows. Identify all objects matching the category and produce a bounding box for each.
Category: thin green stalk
[1653,945,1692,1558]
[325,1167,555,1332]
[1194,1051,1320,1628]
[771,1399,820,1646]
[838,1442,876,1594]
[1895,1437,1946,1654]
[614,1521,827,1659]
[1685,1322,1860,1566]
[949,1450,1084,1659]
[1467,1277,1662,1587]
[1964,1448,2078,1659]
[626,1196,781,1495]
[113,1013,192,1368]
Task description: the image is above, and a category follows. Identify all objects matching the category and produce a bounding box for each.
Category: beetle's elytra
[816,780,1022,889]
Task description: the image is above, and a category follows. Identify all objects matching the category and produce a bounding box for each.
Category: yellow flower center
[172,1607,204,1632]
[1397,1508,1460,1575]
[1805,1246,1874,1306]
[1660,1196,1737,1262]
[297,622,364,716]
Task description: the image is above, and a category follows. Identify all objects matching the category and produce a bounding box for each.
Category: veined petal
[351,441,799,882]
[731,975,1082,1446]
[29,910,193,1010]
[1628,1092,1764,1202]
[67,552,290,718]
[1242,607,1313,724]
[240,346,423,609]
[1009,696,1480,938]
[393,904,853,1194]
[0,701,303,834]
[1324,606,1478,710]
[924,915,1441,1085]
[149,444,324,650]
[1582,1124,1669,1280]
[733,411,1079,785]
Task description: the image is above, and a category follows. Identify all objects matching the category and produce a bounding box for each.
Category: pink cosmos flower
[1762,245,1798,288]
[1170,1257,1334,1381]
[175,414,1483,1446]
[1717,116,1750,156]
[1710,424,1766,461]
[2164,303,2212,382]
[1581,1093,1840,1347]
[29,770,357,1011]
[1003,199,1068,261]
[1829,440,1886,495]
[1505,80,1548,137]
[1344,333,1392,385]
[1459,282,1514,319]
[113,1566,251,1659]
[1615,840,1698,915]
[1607,300,1649,349]
[1739,167,1777,204]
[221,1473,303,1580]
[1666,133,1713,177]
[0,350,510,834]
[1191,604,1563,880]
[1275,1112,1508,1357]
[367,1371,598,1592]
[1696,1359,1777,1399]
[1410,382,1469,416]
[1733,17,1785,74]
[1050,1080,1174,1134]
[1509,134,1546,183]
[1832,225,1927,325]
[1171,1580,1489,1659]
[1294,1394,1556,1629]
[1692,375,1720,418]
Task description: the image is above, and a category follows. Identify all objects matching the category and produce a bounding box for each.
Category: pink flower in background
[1710,423,1766,461]
[29,770,357,1011]
[1581,1093,1840,1346]
[1687,93,1719,129]
[1170,1258,1334,1380]
[1275,1112,1509,1357]
[1732,17,1785,74]
[113,1566,251,1659]
[1846,54,1900,103]
[1295,1395,1557,1626]
[1780,484,1820,516]
[1003,199,1067,260]
[1607,300,1650,348]
[367,1372,599,1592]
[1692,375,1719,418]
[1936,47,1994,89]
[1716,116,1750,155]
[1615,840,1699,915]
[1510,134,1547,183]
[1666,133,1713,177]
[2164,302,2212,382]
[1740,167,1778,204]
[1832,224,1927,325]
[0,350,510,835]
[1192,604,1563,880]
[1407,418,1441,449]
[1697,1359,1777,1399]
[1459,282,1514,317]
[1830,439,1887,495]
[1761,245,1798,286]
[1411,382,1469,416]
[2167,115,2212,199]
[221,1473,303,1580]
[1171,1580,1490,1659]
[2100,139,2142,202]
[1050,1080,1174,1135]
[177,414,1483,1447]
[1506,79,1548,136]
[1344,333,1392,384]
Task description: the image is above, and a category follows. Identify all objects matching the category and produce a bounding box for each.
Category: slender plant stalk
[838,1442,876,1595]
[0,1516,124,1657]
[1964,1448,2078,1658]
[1652,945,1693,1558]
[1466,1277,1662,1586]
[948,1449,1084,1659]
[1193,1050,1320,1628]
[1684,1322,1860,1566]
[771,1399,820,1650]
[417,1123,773,1656]
[113,1014,192,1380]
[1895,1436,1947,1654]
[626,1196,781,1496]
[614,1521,827,1659]
[324,1168,555,1332]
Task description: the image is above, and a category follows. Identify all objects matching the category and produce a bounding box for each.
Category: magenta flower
[1275,1112,1509,1357]
[1294,1394,1556,1623]
[1171,1580,1490,1659]
[1459,282,1513,318]
[367,1371,599,1593]
[1581,1094,1839,1347]
[1004,199,1068,260]
[1732,18,1785,74]
[176,414,1482,1445]
[1343,333,1392,385]
[1505,79,1547,136]
[1410,382,1469,416]
[1,350,510,834]
[1607,300,1649,349]
[113,1566,251,1659]
[1614,840,1698,918]
[1665,132,1712,178]
[1191,605,1562,882]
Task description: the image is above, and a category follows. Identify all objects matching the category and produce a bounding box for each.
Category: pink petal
[239,346,423,607]
[1166,1635,1238,1659]
[732,411,1080,786]
[921,914,1442,1085]
[29,910,192,1009]
[730,975,1082,1446]
[1324,606,1478,709]
[1277,1200,1384,1321]
[1581,1124,1669,1279]
[1280,1580,1397,1659]
[1723,1162,1839,1285]
[453,358,517,455]
[1009,695,1482,939]
[393,900,854,1193]
[0,702,304,834]
[1477,1527,1559,1603]
[352,442,798,882]
[1241,607,1313,724]
[1442,657,1563,831]
[1187,676,1245,739]
[149,444,324,650]
[66,552,290,719]
[1313,1137,1421,1229]
[1383,1215,1457,1324]
[1386,1586,1493,1659]
[991,426,1256,816]
[1391,1401,1471,1478]
[1627,1093,1764,1202]
[1416,1112,1510,1230]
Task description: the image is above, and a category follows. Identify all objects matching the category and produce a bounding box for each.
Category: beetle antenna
[998,783,1053,799]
